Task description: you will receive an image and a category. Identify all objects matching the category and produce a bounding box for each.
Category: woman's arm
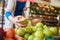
[5,0,15,19]
[5,0,16,24]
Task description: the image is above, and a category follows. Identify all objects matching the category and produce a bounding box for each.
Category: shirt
[5,1,26,19]
[14,1,26,16]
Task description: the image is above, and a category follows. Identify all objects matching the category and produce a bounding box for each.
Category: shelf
[31,13,57,17]
[40,17,58,22]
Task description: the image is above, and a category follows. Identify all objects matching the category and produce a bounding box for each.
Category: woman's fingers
[15,16,24,23]
[15,16,22,20]
[15,23,21,27]
[14,16,27,27]
[15,23,26,27]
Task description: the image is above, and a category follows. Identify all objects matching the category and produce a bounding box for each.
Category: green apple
[50,27,57,35]
[28,35,34,40]
[15,27,19,32]
[35,22,44,28]
[43,25,48,29]
[16,28,25,37]
[43,29,53,37]
[34,31,44,38]
[20,17,28,25]
[27,20,32,26]
[25,27,33,33]
[33,37,43,40]
[36,28,43,32]
[24,33,30,40]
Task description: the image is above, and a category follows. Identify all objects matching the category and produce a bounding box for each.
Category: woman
[4,0,34,29]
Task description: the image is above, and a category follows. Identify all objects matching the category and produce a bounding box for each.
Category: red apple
[6,28,15,38]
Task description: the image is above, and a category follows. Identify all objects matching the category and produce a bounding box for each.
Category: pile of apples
[3,28,24,40]
[15,21,60,40]
[3,18,60,40]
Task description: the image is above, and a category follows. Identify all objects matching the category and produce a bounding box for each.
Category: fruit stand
[0,0,60,40]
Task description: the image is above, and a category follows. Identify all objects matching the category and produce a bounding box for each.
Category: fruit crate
[44,36,60,40]
[52,36,60,40]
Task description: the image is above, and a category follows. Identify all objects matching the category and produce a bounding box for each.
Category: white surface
[34,0,60,8]
[34,0,50,5]
[51,0,60,8]
[25,1,30,18]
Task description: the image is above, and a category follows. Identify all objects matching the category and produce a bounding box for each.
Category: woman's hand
[14,16,27,27]
[9,16,26,27]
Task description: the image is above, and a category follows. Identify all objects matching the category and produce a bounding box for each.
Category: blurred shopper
[4,0,34,29]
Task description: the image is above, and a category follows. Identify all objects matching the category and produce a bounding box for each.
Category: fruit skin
[6,28,15,38]
[43,25,48,29]
[16,28,25,37]
[34,31,44,38]
[25,27,33,33]
[20,17,28,25]
[35,22,44,30]
[28,35,34,40]
[24,34,30,40]
[50,27,57,35]
[43,29,53,37]
[15,27,19,32]
[4,38,14,40]
[36,28,43,32]
[3,31,6,37]
[33,37,43,40]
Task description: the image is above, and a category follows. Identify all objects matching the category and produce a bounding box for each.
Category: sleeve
[5,0,15,19]
[5,11,11,19]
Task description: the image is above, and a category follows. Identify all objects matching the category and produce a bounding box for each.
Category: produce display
[2,18,60,40]
[1,1,60,40]
[15,22,60,40]
[30,3,60,26]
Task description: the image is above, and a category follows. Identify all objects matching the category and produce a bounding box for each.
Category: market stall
[0,0,60,40]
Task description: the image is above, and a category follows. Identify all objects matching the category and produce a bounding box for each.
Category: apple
[43,25,48,29]
[15,27,19,33]
[33,37,43,40]
[28,35,34,40]
[4,38,14,40]
[20,17,28,25]
[43,29,53,37]
[27,20,32,26]
[24,33,30,40]
[34,31,44,38]
[6,28,15,38]
[25,27,33,33]
[50,27,57,35]
[16,28,25,37]
[35,22,44,31]
[35,22,44,28]
[36,28,43,32]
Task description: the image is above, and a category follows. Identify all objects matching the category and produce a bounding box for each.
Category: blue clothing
[5,1,26,19]
[14,1,26,16]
